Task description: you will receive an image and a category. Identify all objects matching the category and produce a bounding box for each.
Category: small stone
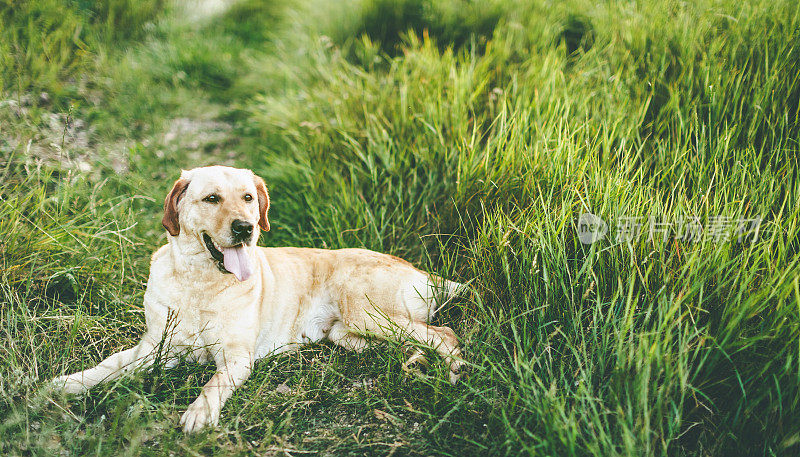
[275,383,291,394]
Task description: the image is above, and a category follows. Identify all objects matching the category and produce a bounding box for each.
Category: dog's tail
[441,279,466,302]
[426,275,468,320]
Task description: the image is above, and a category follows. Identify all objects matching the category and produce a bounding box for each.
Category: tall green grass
[0,0,164,105]
[1,0,799,455]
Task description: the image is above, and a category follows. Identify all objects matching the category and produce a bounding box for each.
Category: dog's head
[161,166,270,281]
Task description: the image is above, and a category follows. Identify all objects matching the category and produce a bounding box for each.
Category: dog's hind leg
[51,339,158,394]
[353,312,464,384]
[399,320,464,384]
[328,321,369,352]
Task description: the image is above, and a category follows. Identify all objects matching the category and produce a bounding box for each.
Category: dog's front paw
[448,358,467,385]
[180,397,219,433]
[51,375,89,395]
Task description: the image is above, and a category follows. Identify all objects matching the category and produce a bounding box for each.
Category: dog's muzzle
[201,233,254,281]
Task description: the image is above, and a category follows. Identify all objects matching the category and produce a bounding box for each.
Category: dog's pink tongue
[222,245,252,281]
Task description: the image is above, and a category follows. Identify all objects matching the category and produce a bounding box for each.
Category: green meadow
[1,0,799,455]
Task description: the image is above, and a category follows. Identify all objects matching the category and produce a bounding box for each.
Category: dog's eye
[243,193,253,202]
[202,194,221,204]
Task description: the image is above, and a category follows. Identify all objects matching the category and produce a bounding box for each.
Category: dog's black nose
[231,219,253,242]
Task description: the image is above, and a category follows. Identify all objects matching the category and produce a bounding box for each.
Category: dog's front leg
[180,351,252,433]
[52,339,157,394]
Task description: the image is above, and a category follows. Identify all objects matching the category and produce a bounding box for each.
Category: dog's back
[259,246,462,324]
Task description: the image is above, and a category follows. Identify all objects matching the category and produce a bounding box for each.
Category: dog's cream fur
[52,166,463,432]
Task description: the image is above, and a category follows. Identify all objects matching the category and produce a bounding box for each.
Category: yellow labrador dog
[52,165,464,432]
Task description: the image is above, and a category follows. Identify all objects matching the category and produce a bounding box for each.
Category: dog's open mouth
[202,233,253,282]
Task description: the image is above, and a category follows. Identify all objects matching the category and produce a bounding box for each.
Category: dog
[52,165,464,432]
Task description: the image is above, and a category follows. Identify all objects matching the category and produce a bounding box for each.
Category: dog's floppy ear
[254,175,270,232]
[162,178,190,236]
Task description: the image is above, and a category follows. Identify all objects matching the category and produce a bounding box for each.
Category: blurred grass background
[1,0,799,455]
